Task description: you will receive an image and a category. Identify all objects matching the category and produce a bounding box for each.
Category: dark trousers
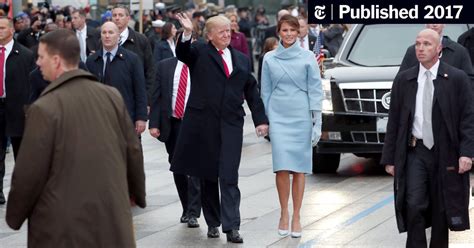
[165,117,201,218]
[201,178,240,232]
[0,104,22,192]
[405,141,448,248]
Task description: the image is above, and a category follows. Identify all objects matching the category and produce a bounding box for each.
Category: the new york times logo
[314,6,326,20]
[308,0,472,24]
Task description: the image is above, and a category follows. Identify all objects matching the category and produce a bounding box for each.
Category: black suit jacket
[5,41,35,136]
[121,27,155,104]
[149,57,178,142]
[86,46,147,122]
[85,26,100,56]
[153,40,174,64]
[171,37,268,183]
[381,61,474,232]
[308,34,317,51]
[399,36,474,75]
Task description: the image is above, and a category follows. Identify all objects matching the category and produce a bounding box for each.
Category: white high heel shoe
[278,229,289,236]
[290,231,301,238]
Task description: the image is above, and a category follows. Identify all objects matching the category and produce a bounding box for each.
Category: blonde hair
[224,13,238,22]
[204,15,231,36]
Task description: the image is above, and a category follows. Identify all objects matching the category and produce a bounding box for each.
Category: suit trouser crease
[405,143,448,248]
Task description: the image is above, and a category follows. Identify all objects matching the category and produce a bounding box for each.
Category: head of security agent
[415,29,442,69]
[101,21,120,51]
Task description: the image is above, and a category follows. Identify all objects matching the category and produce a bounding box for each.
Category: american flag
[313,32,324,72]
[313,32,325,66]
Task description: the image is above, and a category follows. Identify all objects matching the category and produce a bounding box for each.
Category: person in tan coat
[5,29,146,248]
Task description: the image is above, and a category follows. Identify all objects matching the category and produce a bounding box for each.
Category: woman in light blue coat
[261,15,323,238]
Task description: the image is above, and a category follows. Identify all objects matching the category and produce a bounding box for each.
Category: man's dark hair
[71,9,86,18]
[39,29,80,66]
[112,4,130,16]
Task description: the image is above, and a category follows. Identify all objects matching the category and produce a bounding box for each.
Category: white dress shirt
[412,60,439,139]
[218,47,233,75]
[119,28,129,45]
[171,60,191,118]
[76,26,87,59]
[299,35,309,50]
[0,39,14,98]
[167,39,176,57]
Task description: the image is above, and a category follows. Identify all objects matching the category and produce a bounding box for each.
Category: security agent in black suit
[382,29,474,248]
[399,24,473,75]
[86,22,147,134]
[112,5,155,104]
[71,9,100,62]
[149,57,210,231]
[0,17,35,204]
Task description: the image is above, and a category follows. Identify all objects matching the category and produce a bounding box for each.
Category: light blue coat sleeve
[307,53,323,112]
[260,54,272,115]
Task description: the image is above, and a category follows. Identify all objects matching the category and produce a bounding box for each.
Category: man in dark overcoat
[71,9,100,62]
[381,29,474,248]
[6,29,146,248]
[399,24,473,75]
[112,5,155,104]
[86,21,147,135]
[170,14,269,243]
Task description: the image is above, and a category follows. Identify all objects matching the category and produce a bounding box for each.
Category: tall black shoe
[0,192,5,205]
[226,230,243,243]
[207,226,220,238]
[187,217,200,228]
[180,215,189,223]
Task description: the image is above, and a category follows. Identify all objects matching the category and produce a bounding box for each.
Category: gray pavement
[0,112,473,247]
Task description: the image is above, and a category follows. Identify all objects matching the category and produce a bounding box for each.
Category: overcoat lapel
[433,63,455,142]
[207,43,228,78]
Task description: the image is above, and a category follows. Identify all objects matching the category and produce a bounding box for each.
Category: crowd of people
[1,1,474,248]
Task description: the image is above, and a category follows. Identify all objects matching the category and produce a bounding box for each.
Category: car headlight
[322,78,333,113]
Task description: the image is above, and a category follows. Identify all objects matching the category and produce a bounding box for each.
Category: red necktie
[218,50,230,78]
[174,64,188,119]
[0,47,5,97]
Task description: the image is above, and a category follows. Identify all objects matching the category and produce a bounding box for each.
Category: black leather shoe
[226,230,243,243]
[207,226,220,238]
[180,215,189,223]
[0,192,5,205]
[187,217,200,228]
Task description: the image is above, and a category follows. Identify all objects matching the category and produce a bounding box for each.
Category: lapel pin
[130,38,134,42]
[14,50,19,54]
[444,73,448,78]
[119,53,123,58]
